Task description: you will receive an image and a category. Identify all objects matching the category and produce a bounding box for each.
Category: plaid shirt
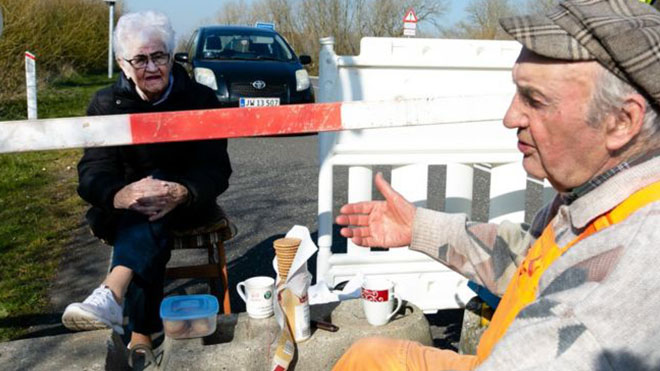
[566,149,660,203]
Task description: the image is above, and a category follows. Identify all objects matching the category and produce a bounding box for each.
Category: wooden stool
[165,215,235,314]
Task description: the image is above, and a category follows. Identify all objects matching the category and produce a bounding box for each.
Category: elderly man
[333,1,660,370]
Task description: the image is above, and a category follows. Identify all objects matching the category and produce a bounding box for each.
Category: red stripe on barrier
[25,51,36,60]
[129,102,342,144]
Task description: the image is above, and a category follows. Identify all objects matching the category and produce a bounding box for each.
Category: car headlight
[194,67,218,91]
[295,69,310,91]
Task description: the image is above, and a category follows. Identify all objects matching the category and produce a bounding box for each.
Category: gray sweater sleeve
[409,207,534,296]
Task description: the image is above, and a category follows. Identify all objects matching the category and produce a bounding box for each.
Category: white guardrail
[315,37,554,313]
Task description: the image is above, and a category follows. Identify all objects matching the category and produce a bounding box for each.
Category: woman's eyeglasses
[123,52,170,69]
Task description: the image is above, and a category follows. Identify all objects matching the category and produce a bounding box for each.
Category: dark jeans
[111,212,171,335]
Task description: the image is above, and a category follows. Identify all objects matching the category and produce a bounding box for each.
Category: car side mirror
[299,55,312,65]
[174,52,190,63]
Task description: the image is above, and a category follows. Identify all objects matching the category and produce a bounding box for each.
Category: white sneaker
[62,285,124,335]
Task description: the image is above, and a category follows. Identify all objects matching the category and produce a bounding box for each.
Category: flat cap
[500,0,660,105]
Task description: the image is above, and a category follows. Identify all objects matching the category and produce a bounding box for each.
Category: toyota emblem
[252,80,266,89]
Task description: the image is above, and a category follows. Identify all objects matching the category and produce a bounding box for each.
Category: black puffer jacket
[78,63,232,241]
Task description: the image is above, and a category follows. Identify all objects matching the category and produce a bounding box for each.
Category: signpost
[25,51,38,119]
[104,0,116,79]
[403,8,418,37]
[0,7,4,38]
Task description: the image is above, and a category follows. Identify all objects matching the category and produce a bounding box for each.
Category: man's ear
[606,93,646,152]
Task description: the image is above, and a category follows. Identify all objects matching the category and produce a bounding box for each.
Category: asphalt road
[220,135,325,285]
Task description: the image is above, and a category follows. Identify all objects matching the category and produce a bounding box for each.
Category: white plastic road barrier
[316,37,556,313]
[0,94,509,155]
[25,51,38,120]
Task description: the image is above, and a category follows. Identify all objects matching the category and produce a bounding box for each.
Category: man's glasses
[123,52,170,69]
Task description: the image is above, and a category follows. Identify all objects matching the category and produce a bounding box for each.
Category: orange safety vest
[475,180,660,364]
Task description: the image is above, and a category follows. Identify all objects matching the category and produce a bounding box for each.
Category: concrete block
[0,299,431,371]
[164,299,431,371]
[0,329,110,371]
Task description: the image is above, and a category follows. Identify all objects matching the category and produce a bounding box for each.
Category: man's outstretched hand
[335,172,416,247]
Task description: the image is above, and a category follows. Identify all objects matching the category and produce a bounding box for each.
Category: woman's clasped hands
[113,176,189,221]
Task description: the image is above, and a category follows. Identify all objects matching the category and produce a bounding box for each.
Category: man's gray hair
[588,64,660,154]
[113,11,175,60]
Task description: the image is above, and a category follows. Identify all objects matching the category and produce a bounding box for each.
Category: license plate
[240,97,280,107]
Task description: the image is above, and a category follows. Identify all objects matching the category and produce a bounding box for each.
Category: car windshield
[199,30,295,62]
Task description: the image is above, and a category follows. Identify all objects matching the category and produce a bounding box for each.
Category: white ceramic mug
[361,277,402,326]
[236,276,275,319]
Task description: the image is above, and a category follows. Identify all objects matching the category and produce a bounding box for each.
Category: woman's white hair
[588,64,660,154]
[113,10,175,59]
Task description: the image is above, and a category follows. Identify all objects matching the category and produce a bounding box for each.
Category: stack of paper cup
[273,237,301,281]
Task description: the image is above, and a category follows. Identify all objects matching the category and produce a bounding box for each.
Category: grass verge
[0,71,114,341]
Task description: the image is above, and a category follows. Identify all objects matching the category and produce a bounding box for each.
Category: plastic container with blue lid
[160,294,219,339]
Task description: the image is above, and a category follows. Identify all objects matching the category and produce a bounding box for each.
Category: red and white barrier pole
[25,51,38,120]
[0,94,511,154]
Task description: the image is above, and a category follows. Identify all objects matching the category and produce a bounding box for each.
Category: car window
[199,30,295,61]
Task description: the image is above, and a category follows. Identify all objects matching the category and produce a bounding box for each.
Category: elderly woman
[61,10,232,356]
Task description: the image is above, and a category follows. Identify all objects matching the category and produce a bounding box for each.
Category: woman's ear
[606,93,646,152]
[116,58,131,79]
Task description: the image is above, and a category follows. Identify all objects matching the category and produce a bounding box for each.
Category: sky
[123,0,470,42]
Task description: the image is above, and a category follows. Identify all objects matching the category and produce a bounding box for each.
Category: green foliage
[0,149,83,341]
[0,71,114,120]
[0,0,121,100]
[0,71,111,341]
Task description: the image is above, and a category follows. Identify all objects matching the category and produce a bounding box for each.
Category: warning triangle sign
[403,8,418,23]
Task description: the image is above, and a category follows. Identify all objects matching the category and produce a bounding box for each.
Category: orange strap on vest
[475,180,660,364]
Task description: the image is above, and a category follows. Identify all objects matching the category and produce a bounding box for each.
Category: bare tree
[444,0,516,40]
[216,0,260,26]
[407,0,450,34]
[298,0,358,54]
[354,0,449,39]
[213,0,448,59]
[365,0,401,37]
